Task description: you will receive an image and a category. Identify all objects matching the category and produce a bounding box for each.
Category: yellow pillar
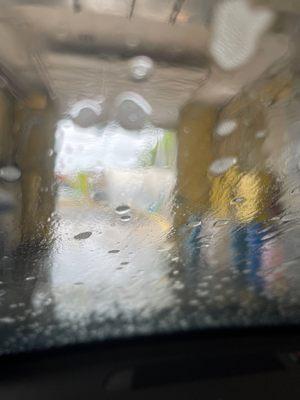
[14,92,57,245]
[174,102,217,228]
[0,88,22,254]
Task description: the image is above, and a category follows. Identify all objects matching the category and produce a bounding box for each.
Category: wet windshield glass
[0,0,299,354]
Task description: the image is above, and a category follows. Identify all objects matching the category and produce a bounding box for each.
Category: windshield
[0,0,299,354]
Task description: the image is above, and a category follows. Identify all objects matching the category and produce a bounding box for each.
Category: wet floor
[0,0,300,354]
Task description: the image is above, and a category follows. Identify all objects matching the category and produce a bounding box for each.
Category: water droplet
[115,205,131,215]
[92,191,106,202]
[120,215,131,222]
[255,130,266,139]
[108,249,120,254]
[171,257,179,262]
[120,261,129,266]
[0,166,21,182]
[125,35,140,49]
[280,214,294,223]
[290,187,300,195]
[174,280,184,290]
[48,149,54,157]
[189,220,202,228]
[115,92,151,130]
[0,289,6,297]
[198,290,209,297]
[173,270,179,275]
[210,0,274,70]
[0,189,15,213]
[158,242,174,253]
[70,99,103,128]
[75,108,100,127]
[0,317,15,324]
[213,219,230,227]
[129,56,153,81]
[231,197,245,204]
[209,157,237,175]
[74,231,92,240]
[25,276,36,281]
[221,276,231,283]
[215,120,237,137]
